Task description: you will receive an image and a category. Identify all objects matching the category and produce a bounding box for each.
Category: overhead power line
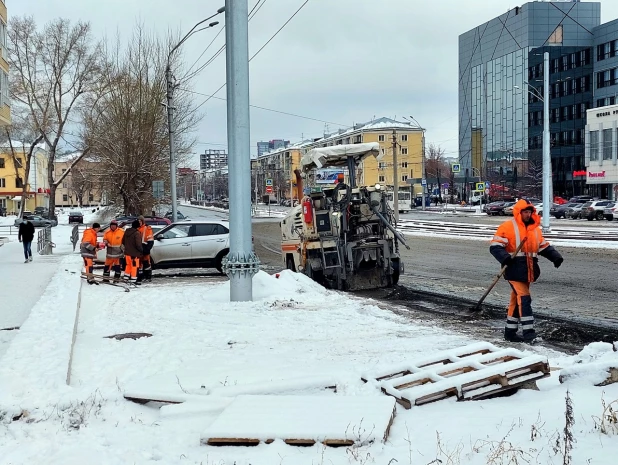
[180,87,347,127]
[193,0,311,113]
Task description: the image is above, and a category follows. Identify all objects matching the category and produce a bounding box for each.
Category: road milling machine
[280,142,409,291]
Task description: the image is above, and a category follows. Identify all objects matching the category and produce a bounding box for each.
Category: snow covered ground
[1,258,617,464]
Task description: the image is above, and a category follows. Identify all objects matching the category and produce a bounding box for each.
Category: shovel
[470,237,527,312]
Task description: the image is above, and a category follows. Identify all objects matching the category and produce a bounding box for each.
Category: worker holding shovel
[489,199,564,343]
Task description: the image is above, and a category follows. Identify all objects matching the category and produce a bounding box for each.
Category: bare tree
[425,143,449,203]
[8,16,103,220]
[84,26,199,215]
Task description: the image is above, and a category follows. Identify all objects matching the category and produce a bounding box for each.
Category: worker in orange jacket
[137,216,155,283]
[103,219,125,282]
[490,199,564,343]
[80,222,102,285]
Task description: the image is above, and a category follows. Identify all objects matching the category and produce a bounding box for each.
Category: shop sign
[573,170,586,177]
[588,171,606,179]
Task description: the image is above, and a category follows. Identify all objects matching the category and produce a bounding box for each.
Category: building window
[378,135,385,142]
[378,175,385,183]
[603,128,613,160]
[0,158,4,168]
[0,178,5,188]
[401,162,408,168]
[15,158,23,168]
[354,135,362,143]
[401,175,408,182]
[589,131,599,161]
[401,147,408,155]
[401,134,408,142]
[62,194,68,202]
[378,162,386,169]
[89,193,94,201]
[62,182,68,188]
[16,177,23,188]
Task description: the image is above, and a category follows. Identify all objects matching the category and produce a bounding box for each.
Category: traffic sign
[452,163,461,173]
[485,181,491,189]
[421,179,427,186]
[266,186,273,194]
[475,182,485,191]
[152,180,164,199]
[265,179,273,186]
[443,183,449,189]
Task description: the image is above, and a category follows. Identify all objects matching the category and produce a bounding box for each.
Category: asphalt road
[246,209,618,331]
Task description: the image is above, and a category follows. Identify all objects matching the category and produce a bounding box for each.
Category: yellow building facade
[0,146,50,214]
[0,0,10,126]
[255,117,425,199]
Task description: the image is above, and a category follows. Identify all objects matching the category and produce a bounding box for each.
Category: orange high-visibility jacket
[80,228,98,258]
[103,228,125,258]
[489,199,562,283]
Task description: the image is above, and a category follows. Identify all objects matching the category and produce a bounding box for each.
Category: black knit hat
[132,219,140,229]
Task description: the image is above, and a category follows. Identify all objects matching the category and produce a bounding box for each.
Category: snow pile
[560,342,618,385]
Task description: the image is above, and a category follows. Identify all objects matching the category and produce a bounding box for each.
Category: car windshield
[158,224,191,239]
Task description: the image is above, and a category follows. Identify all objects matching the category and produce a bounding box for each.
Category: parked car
[603,202,618,221]
[14,215,58,228]
[0,206,6,217]
[68,211,84,224]
[580,200,613,221]
[569,195,593,203]
[566,203,585,219]
[151,221,230,272]
[551,202,581,219]
[34,207,50,218]
[484,201,508,216]
[143,216,172,226]
[164,211,187,221]
[502,203,516,216]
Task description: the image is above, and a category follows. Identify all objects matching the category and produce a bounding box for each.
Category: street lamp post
[223,0,261,301]
[409,116,426,211]
[166,7,224,223]
[514,51,551,233]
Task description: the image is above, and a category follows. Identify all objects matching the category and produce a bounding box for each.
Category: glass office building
[459,1,600,197]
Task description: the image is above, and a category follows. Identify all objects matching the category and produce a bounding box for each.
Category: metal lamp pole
[166,8,224,223]
[223,0,261,301]
[409,116,426,210]
[542,51,551,233]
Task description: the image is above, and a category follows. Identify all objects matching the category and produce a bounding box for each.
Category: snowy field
[1,260,617,464]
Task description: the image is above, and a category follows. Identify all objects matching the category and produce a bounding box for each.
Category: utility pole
[392,130,399,224]
[224,0,260,301]
[165,65,178,222]
[542,51,551,233]
[421,128,426,210]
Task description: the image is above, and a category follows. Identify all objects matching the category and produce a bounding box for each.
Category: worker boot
[102,266,111,283]
[144,268,152,282]
[504,328,524,343]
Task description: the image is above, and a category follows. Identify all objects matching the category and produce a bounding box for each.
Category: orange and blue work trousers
[506,281,535,339]
[123,256,140,282]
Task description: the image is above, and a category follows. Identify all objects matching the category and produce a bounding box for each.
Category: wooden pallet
[201,395,396,447]
[362,342,550,409]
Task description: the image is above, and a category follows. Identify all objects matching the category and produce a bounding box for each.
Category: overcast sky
[11,0,618,166]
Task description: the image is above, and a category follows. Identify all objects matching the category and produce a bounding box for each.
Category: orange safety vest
[103,227,125,258]
[139,224,154,243]
[80,228,98,258]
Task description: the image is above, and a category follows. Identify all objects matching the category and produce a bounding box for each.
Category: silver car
[14,215,58,227]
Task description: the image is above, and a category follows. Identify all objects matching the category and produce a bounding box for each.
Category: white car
[151,221,230,272]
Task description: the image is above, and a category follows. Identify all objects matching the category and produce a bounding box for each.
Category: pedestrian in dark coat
[18,220,35,263]
[122,220,143,283]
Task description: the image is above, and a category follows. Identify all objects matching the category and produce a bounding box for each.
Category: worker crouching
[489,199,564,343]
[122,220,143,284]
[103,219,125,282]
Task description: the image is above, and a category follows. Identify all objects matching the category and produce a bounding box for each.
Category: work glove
[502,256,513,267]
[554,257,564,269]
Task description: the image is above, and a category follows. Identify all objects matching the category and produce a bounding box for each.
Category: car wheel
[215,250,228,274]
[596,211,604,221]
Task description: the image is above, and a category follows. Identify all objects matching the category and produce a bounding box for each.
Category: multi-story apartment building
[0,0,11,126]
[255,117,424,201]
[200,149,228,171]
[256,139,290,158]
[0,144,49,214]
[54,159,105,208]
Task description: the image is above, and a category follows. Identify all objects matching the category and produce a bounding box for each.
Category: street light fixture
[166,7,224,223]
[513,51,551,233]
